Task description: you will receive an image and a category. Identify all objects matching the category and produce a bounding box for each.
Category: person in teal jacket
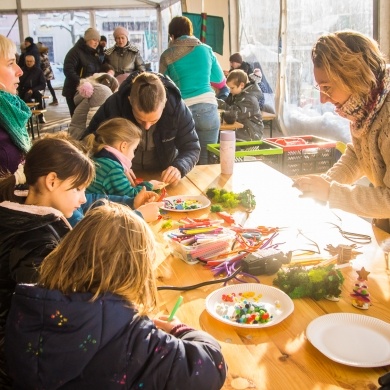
[85,117,164,197]
[159,16,225,165]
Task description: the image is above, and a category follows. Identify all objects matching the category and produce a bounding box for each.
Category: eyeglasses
[314,83,332,98]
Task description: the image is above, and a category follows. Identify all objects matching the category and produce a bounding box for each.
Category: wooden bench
[42,95,50,108]
[262,111,277,137]
[30,109,47,139]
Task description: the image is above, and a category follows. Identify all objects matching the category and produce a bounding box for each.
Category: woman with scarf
[159,16,224,165]
[104,26,145,83]
[293,30,390,233]
[0,35,31,175]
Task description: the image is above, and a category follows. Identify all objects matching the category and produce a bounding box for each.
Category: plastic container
[220,130,236,175]
[266,135,337,176]
[164,228,236,264]
[207,140,283,171]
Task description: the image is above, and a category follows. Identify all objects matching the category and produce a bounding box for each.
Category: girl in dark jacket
[62,27,102,116]
[6,202,227,390]
[0,136,95,386]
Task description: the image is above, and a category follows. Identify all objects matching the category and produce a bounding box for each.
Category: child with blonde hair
[218,69,264,141]
[5,202,227,389]
[86,117,165,197]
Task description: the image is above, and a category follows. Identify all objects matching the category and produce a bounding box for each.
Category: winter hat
[229,52,243,64]
[249,68,263,83]
[100,35,107,42]
[113,26,129,38]
[84,27,100,42]
[25,37,34,45]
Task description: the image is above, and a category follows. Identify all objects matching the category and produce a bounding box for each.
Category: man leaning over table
[85,71,200,186]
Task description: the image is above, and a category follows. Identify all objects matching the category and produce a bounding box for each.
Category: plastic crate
[207,140,283,171]
[266,136,337,176]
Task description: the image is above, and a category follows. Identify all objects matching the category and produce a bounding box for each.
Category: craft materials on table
[161,195,211,212]
[164,217,237,264]
[168,295,183,321]
[205,284,294,328]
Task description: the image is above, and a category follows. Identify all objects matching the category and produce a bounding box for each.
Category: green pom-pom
[210,204,223,212]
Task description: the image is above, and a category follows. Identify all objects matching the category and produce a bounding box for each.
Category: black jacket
[62,38,102,99]
[218,81,264,141]
[18,43,41,68]
[0,202,70,335]
[18,66,46,97]
[0,201,71,386]
[6,286,227,389]
[87,71,200,176]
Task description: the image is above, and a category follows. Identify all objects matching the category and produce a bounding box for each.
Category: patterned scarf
[103,145,132,172]
[336,67,390,139]
[159,36,202,74]
[0,90,31,153]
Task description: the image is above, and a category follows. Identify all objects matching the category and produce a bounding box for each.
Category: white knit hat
[113,26,129,38]
[84,27,100,42]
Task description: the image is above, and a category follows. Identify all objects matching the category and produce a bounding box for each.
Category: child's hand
[153,314,182,333]
[134,187,159,209]
[137,202,164,222]
[149,180,167,190]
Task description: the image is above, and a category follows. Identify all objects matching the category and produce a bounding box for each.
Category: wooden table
[220,121,244,131]
[139,162,390,390]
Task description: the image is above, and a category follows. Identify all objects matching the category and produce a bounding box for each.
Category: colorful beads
[164,198,202,210]
[217,291,272,325]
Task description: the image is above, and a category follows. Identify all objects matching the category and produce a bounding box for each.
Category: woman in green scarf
[0,35,31,174]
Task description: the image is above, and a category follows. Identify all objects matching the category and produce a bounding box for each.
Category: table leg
[28,114,35,140]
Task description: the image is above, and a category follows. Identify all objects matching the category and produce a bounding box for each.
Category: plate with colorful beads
[205,283,294,328]
[160,195,211,212]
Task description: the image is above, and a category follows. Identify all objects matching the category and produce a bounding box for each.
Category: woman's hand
[133,186,159,209]
[161,166,181,187]
[137,202,163,222]
[292,174,330,202]
[153,314,182,333]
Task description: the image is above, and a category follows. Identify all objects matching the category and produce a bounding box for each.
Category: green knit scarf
[0,90,31,153]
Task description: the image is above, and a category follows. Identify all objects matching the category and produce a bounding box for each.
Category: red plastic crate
[266,135,337,176]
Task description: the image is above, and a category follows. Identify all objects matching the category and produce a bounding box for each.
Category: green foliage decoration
[272,264,345,300]
[206,187,256,211]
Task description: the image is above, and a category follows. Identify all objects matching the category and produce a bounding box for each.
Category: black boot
[38,114,46,124]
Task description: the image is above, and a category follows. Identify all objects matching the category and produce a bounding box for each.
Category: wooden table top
[220,121,244,131]
[137,162,390,390]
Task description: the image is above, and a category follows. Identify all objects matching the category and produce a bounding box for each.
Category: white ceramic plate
[161,195,211,212]
[205,283,294,328]
[306,313,390,367]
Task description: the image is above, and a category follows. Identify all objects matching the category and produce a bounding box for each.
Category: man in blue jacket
[86,71,200,186]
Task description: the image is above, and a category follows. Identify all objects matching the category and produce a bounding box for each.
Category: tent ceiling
[0,0,181,13]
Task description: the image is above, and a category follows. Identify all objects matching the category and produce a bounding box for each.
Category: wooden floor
[37,89,71,135]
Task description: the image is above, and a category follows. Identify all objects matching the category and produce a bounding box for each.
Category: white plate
[161,195,210,212]
[205,283,294,328]
[306,313,390,367]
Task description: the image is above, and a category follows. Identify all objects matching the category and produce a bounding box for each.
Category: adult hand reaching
[161,166,181,186]
[292,174,330,202]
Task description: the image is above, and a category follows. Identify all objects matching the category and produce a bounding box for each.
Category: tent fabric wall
[182,12,224,55]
